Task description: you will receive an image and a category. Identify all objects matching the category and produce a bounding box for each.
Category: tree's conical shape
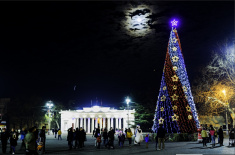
[152,27,200,133]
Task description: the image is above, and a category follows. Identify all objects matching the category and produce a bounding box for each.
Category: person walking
[54,128,58,138]
[58,129,62,140]
[25,127,37,155]
[1,128,9,154]
[218,126,224,146]
[210,126,215,148]
[9,128,18,154]
[19,127,27,151]
[126,128,133,147]
[145,134,149,148]
[201,127,208,147]
[39,126,46,153]
[155,133,158,150]
[157,124,166,150]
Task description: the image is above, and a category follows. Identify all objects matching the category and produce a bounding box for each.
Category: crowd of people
[0,126,62,154]
[1,124,234,154]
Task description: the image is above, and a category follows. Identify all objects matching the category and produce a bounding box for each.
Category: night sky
[0,1,234,108]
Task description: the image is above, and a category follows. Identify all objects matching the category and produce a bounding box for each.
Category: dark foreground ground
[0,133,234,155]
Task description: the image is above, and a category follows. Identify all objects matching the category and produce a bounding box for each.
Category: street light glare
[126,97,131,104]
[222,89,226,95]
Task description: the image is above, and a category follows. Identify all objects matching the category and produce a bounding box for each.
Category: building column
[80,118,83,128]
[107,118,110,130]
[92,118,94,133]
[84,118,87,132]
[111,117,113,129]
[103,118,106,129]
[115,117,118,129]
[123,118,126,130]
[88,118,90,133]
[95,117,98,129]
[119,118,122,129]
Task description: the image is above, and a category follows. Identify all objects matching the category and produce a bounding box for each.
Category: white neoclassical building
[60,106,135,133]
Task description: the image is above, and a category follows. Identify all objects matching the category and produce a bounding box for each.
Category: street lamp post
[222,90,229,135]
[46,100,53,135]
[126,96,131,129]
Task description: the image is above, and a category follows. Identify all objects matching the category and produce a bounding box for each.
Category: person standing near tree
[210,126,215,148]
[102,128,108,146]
[9,128,18,154]
[218,126,224,146]
[54,128,58,138]
[39,126,46,153]
[58,129,62,140]
[25,127,37,155]
[201,127,208,147]
[126,128,133,147]
[157,124,166,151]
[19,127,27,151]
[1,128,9,154]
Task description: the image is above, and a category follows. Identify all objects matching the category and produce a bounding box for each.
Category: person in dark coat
[157,124,166,150]
[106,127,115,149]
[218,126,224,146]
[9,128,18,154]
[1,128,9,153]
[39,126,46,153]
[102,128,108,146]
[54,128,58,138]
[78,127,86,148]
[67,128,73,150]
[75,128,79,148]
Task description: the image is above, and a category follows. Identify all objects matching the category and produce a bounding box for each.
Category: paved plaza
[0,134,234,155]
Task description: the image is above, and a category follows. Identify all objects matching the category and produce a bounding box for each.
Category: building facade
[60,106,135,133]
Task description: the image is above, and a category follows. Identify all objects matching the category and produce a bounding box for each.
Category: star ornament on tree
[183,86,187,92]
[188,114,193,120]
[171,94,179,101]
[172,47,177,51]
[172,114,179,121]
[172,56,179,62]
[173,105,177,111]
[160,107,164,111]
[161,95,166,101]
[173,85,177,90]
[163,86,167,90]
[171,75,179,82]
[171,37,178,43]
[173,66,178,71]
[186,105,191,112]
[158,117,164,124]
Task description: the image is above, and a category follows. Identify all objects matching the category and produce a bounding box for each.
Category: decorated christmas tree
[152,19,200,133]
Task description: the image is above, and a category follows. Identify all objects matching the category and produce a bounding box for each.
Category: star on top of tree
[171,75,179,82]
[158,117,164,124]
[172,47,177,51]
[171,94,179,101]
[161,95,166,101]
[186,105,191,112]
[173,105,177,111]
[172,114,179,121]
[172,56,179,62]
[160,107,164,111]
